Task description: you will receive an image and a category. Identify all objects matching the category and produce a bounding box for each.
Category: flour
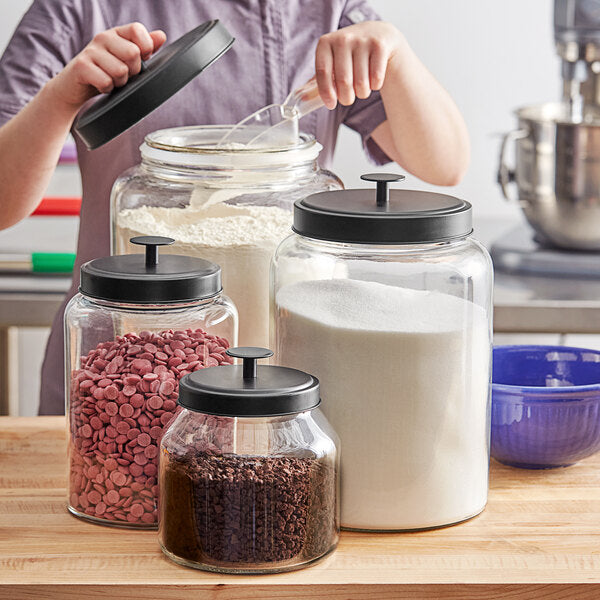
[117,202,293,348]
[275,278,490,530]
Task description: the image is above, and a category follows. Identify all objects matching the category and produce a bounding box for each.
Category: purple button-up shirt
[0,0,389,414]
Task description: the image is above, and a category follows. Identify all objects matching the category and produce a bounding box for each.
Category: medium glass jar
[111,126,342,349]
[66,236,237,528]
[272,174,493,532]
[159,347,339,573]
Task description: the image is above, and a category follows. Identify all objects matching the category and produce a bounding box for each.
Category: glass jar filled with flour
[272,174,493,531]
[111,126,342,349]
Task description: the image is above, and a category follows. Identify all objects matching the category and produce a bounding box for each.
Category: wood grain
[1,417,600,599]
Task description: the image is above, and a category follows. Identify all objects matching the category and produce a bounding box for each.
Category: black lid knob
[226,347,274,379]
[360,173,405,207]
[130,235,174,268]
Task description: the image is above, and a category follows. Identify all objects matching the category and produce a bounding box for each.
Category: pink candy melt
[69,327,231,525]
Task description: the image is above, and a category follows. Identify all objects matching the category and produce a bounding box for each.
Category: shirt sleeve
[0,0,85,127]
[337,0,391,165]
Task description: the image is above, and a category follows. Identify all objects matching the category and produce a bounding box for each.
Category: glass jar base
[67,505,158,530]
[340,505,486,533]
[159,542,337,574]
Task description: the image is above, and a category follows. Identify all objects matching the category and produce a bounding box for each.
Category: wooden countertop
[1,417,600,599]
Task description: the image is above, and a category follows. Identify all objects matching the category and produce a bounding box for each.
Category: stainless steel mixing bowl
[498,102,600,250]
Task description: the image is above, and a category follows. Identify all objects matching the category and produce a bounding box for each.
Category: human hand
[315,21,404,109]
[48,23,166,111]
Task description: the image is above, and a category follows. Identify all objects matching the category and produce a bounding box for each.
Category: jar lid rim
[80,252,223,304]
[178,363,321,416]
[139,127,322,169]
[144,126,318,154]
[293,187,473,244]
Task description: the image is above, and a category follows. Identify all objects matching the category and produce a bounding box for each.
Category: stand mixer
[496,0,600,260]
[555,0,600,119]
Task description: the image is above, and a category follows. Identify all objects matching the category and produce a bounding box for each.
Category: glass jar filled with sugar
[271,173,493,531]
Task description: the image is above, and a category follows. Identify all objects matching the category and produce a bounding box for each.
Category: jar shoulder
[64,292,91,319]
[65,293,237,319]
[162,409,338,460]
[275,234,491,261]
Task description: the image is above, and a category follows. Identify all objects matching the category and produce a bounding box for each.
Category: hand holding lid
[75,20,235,150]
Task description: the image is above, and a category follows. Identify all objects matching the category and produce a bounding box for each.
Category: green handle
[31,252,76,273]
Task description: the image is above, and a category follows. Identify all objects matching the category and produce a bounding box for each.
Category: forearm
[0,79,79,230]
[0,23,166,231]
[315,21,469,186]
[374,35,470,186]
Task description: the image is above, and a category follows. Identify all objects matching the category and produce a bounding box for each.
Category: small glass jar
[110,126,342,349]
[272,174,493,532]
[159,347,339,573]
[66,236,237,528]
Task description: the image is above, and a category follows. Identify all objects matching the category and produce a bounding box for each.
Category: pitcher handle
[497,129,529,201]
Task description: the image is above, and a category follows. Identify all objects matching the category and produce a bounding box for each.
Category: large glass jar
[272,174,493,532]
[66,237,237,528]
[159,347,339,573]
[111,126,342,349]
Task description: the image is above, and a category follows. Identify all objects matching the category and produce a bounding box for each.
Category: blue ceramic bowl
[491,345,600,469]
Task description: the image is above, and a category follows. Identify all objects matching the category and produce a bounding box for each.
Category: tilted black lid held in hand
[80,236,222,304]
[178,347,321,417]
[75,20,235,150]
[293,173,473,244]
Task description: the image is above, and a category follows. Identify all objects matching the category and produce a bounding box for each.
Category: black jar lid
[80,236,222,304]
[75,20,234,150]
[178,347,321,417]
[293,173,473,244]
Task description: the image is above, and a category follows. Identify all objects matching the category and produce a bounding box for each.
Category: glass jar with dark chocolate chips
[158,347,339,573]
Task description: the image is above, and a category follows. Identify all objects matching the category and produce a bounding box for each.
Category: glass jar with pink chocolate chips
[65,235,237,528]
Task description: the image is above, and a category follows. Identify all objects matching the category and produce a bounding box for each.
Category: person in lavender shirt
[0,1,469,415]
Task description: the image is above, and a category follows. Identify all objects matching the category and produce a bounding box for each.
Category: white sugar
[275,278,490,530]
[276,278,475,333]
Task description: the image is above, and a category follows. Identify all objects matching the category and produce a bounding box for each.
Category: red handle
[31,197,81,217]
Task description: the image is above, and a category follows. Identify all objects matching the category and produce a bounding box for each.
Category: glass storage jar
[111,126,342,349]
[272,174,493,532]
[66,236,237,528]
[159,347,339,573]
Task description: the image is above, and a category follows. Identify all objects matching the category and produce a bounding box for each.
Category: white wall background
[0,1,24,50]
[1,0,558,219]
